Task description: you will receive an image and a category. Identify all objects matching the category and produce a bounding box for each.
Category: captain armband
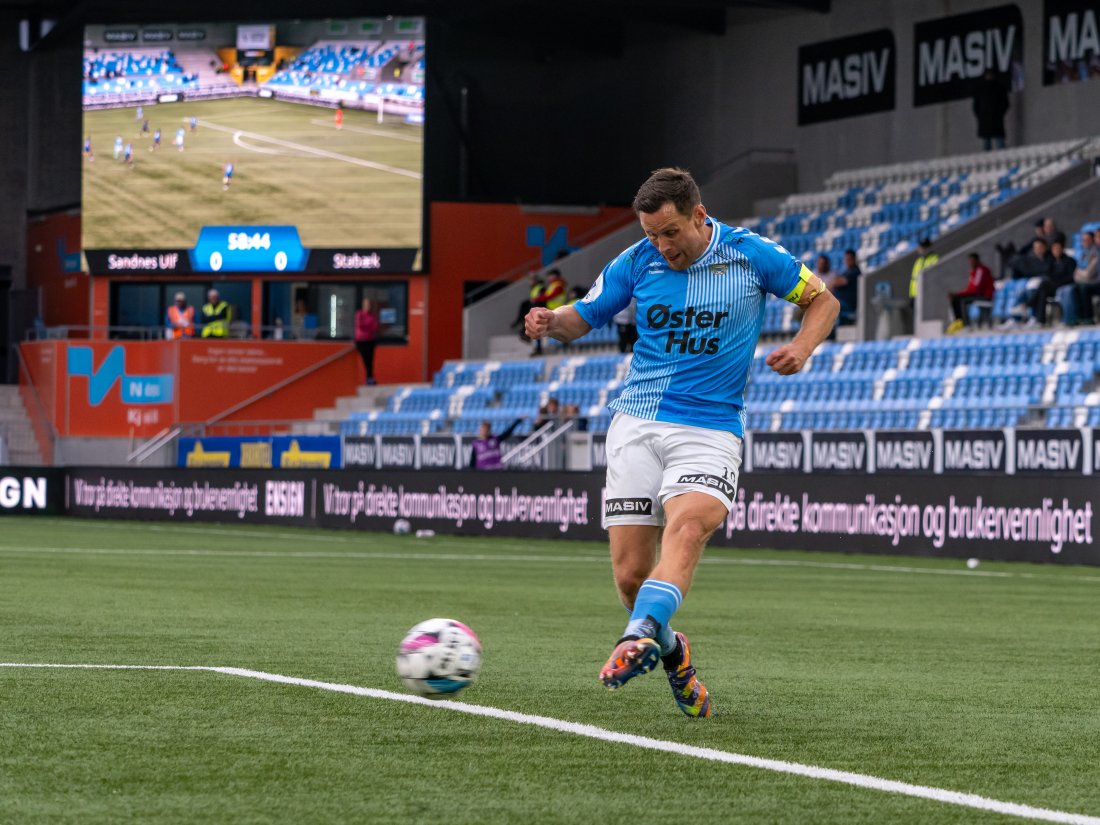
[782,264,825,306]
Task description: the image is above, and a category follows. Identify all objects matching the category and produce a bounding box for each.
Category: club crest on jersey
[708,263,728,276]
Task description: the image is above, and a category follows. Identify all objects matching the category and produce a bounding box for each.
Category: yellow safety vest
[201,301,232,338]
[909,253,939,299]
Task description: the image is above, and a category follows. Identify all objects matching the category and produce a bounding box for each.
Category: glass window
[262,281,408,343]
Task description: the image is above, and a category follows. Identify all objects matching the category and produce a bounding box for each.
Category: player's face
[638,202,710,271]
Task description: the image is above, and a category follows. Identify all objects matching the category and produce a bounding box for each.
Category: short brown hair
[632,167,700,216]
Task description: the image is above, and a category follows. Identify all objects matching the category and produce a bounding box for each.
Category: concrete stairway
[0,386,44,466]
[291,383,419,435]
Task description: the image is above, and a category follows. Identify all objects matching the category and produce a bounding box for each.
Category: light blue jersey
[574,218,810,437]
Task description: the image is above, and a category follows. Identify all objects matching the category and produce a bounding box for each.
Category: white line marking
[195,119,422,179]
[2,662,1097,825]
[231,130,293,155]
[309,118,423,142]
[3,541,1099,582]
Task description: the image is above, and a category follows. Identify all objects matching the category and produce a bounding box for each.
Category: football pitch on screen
[3,517,1100,825]
[81,98,423,250]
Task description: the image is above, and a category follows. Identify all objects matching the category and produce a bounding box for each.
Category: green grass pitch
[81,98,423,250]
[2,517,1099,824]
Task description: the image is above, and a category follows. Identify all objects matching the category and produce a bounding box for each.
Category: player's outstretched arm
[525,305,592,344]
[765,275,839,375]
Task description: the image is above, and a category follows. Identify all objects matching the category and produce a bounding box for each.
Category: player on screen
[526,167,839,718]
[151,128,161,151]
[189,116,197,133]
[135,105,143,122]
[83,135,93,163]
[335,106,343,130]
[175,127,185,152]
[223,161,234,191]
[140,118,150,136]
[123,142,133,167]
[113,135,123,161]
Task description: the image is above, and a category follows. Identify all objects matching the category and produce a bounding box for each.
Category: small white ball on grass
[966,558,980,570]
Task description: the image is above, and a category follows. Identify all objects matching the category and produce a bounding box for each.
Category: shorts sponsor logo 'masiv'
[677,473,736,501]
[605,497,654,516]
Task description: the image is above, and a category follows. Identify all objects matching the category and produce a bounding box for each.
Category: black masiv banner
[1043,0,1100,85]
[914,4,1024,107]
[798,29,896,125]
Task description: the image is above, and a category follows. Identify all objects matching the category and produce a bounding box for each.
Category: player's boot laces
[599,637,661,690]
[663,632,711,718]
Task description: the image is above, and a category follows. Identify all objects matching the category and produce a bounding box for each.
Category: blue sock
[623,579,682,653]
[622,599,677,656]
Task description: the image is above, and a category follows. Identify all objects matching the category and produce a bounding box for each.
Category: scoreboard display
[81,17,426,275]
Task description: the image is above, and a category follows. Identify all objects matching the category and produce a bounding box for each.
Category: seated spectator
[560,403,588,432]
[1024,239,1076,325]
[470,418,523,470]
[1041,216,1064,246]
[824,248,860,324]
[1000,238,1054,328]
[1072,229,1100,325]
[1060,231,1095,327]
[532,398,560,430]
[946,252,994,333]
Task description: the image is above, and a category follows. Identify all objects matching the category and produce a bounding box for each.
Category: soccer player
[123,142,133,166]
[83,135,93,162]
[525,168,839,718]
[135,105,143,122]
[189,115,197,132]
[334,106,343,129]
[223,161,234,191]
[113,135,123,161]
[151,128,161,151]
[175,127,185,152]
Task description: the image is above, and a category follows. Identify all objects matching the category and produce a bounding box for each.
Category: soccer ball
[393,518,411,535]
[396,618,482,698]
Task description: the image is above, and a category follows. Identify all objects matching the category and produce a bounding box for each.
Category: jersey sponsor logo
[646,304,730,355]
[605,497,653,516]
[676,473,735,501]
[581,273,604,303]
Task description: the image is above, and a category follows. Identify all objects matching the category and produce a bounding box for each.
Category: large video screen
[81,18,425,274]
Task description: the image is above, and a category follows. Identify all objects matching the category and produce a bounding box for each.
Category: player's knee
[665,513,720,549]
[613,568,646,606]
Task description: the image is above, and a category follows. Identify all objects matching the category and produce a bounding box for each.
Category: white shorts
[603,412,743,527]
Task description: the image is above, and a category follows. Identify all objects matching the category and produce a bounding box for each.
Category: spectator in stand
[560,403,588,432]
[512,271,545,341]
[972,69,1009,151]
[813,253,831,281]
[470,418,523,470]
[1041,217,1063,246]
[824,248,861,324]
[201,289,231,338]
[165,291,195,339]
[613,297,638,353]
[1070,229,1100,325]
[1025,239,1077,325]
[543,269,568,311]
[946,253,995,333]
[1000,238,1054,328]
[354,297,379,385]
[532,397,561,430]
[909,237,939,304]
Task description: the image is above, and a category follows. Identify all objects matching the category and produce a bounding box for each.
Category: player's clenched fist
[525,307,555,340]
[765,343,809,376]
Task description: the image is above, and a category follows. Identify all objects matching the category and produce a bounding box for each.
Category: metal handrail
[127,426,181,464]
[203,344,355,428]
[501,419,574,465]
[15,344,58,465]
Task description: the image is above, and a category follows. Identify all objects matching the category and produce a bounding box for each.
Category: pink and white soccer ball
[396,618,482,698]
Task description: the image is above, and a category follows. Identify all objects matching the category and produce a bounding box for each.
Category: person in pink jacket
[354,298,380,385]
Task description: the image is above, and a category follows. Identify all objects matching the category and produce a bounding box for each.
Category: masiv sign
[744,428,1095,475]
